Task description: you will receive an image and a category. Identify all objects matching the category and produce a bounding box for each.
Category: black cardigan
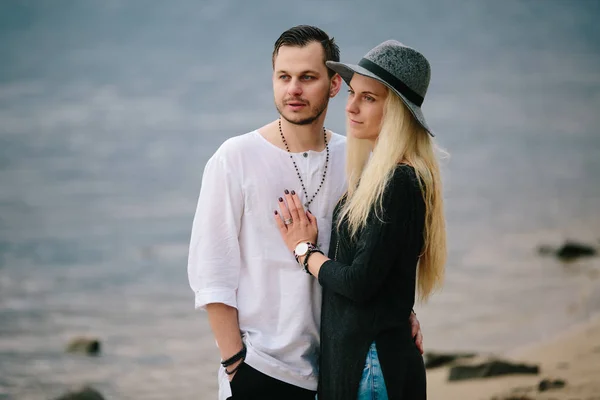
[317,165,427,400]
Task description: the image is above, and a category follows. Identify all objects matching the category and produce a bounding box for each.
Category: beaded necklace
[278,118,329,208]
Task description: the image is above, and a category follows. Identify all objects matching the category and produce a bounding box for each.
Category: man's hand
[409,311,424,354]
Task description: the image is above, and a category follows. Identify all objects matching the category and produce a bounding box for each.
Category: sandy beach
[427,314,600,400]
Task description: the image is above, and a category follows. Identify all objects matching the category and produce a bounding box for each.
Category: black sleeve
[317,165,423,303]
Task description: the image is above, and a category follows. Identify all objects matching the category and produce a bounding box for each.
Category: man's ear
[329,74,343,98]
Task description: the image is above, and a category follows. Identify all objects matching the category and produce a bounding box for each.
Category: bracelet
[303,248,323,275]
[224,360,244,375]
[220,344,247,368]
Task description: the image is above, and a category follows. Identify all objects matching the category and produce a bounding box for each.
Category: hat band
[358,58,424,106]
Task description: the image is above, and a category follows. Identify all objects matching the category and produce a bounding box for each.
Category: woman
[274,40,446,399]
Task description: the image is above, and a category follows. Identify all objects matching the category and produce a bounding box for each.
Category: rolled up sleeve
[187,152,244,310]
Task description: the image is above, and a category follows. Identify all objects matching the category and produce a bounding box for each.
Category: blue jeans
[357,342,389,400]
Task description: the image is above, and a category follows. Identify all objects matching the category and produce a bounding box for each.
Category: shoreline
[504,310,600,359]
[427,313,600,399]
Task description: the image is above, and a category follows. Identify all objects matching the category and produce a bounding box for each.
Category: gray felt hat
[326,40,434,136]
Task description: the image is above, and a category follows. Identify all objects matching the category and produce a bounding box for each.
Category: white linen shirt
[188,130,347,398]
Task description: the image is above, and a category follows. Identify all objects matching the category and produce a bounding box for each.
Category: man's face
[273,42,333,125]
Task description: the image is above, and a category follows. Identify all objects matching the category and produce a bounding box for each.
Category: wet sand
[427,314,600,399]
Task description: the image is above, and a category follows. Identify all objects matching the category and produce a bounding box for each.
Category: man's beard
[276,92,330,126]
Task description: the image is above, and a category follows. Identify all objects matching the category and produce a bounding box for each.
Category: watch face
[295,242,309,256]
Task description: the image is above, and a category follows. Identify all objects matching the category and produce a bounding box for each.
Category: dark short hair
[272,25,340,78]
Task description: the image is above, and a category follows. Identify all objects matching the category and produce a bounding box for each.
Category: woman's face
[345,74,388,142]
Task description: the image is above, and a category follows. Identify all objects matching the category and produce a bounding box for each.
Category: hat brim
[326,60,434,137]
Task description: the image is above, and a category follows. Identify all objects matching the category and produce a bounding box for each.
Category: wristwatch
[294,242,316,263]
[294,242,323,275]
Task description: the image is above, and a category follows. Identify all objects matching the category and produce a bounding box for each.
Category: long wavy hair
[336,90,447,301]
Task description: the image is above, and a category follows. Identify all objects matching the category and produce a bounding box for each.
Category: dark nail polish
[274,210,278,215]
[284,189,289,195]
[291,190,295,195]
[307,209,311,214]
[278,197,283,202]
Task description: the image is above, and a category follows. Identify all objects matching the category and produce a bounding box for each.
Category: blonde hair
[337,91,446,302]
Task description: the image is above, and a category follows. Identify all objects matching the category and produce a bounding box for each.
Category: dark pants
[228,362,316,400]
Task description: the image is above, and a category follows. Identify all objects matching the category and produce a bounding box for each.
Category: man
[188,25,423,400]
